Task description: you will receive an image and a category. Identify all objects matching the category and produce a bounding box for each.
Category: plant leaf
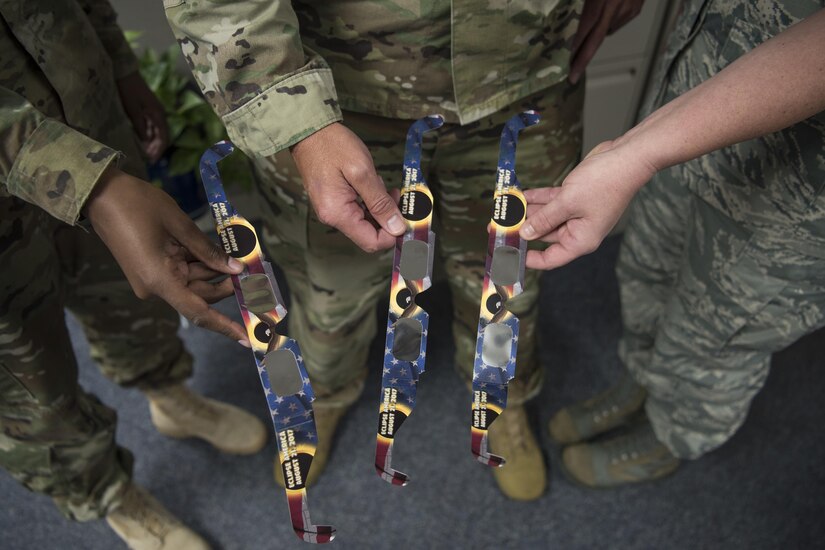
[178,90,206,113]
[168,149,201,176]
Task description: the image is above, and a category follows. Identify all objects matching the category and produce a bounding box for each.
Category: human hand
[116,71,170,163]
[290,122,405,253]
[570,0,645,84]
[519,140,657,270]
[84,168,249,345]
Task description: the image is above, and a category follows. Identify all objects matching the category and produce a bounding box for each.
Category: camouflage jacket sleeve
[1,85,121,225]
[163,0,342,158]
[76,0,140,79]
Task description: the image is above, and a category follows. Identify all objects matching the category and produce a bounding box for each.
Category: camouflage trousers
[0,199,192,521]
[618,0,825,460]
[617,165,825,460]
[252,81,583,404]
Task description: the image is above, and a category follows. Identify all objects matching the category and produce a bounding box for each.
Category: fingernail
[521,224,536,239]
[228,258,243,272]
[238,339,251,348]
[387,214,405,235]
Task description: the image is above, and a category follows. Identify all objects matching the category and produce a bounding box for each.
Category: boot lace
[603,423,661,466]
[503,407,529,450]
[588,374,645,425]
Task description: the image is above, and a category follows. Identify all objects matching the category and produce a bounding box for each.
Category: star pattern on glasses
[202,140,333,542]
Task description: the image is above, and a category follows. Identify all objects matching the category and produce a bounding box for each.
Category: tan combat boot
[106,483,210,550]
[273,401,349,488]
[145,384,267,455]
[561,417,680,488]
[488,405,546,501]
[548,372,646,445]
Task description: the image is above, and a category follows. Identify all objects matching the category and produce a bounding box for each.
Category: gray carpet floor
[2,235,824,549]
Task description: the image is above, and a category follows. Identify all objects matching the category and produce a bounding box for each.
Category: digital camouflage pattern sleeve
[163,0,343,158]
[0,85,120,225]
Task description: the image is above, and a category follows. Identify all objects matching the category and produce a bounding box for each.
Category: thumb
[524,186,563,206]
[520,196,569,241]
[354,172,406,236]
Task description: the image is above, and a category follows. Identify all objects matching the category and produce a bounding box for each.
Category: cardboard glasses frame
[200,142,335,544]
[374,115,444,486]
[469,111,541,467]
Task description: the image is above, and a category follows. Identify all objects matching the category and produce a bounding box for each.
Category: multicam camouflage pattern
[162,0,582,157]
[0,0,191,520]
[619,0,825,459]
[0,201,193,520]
[0,0,144,224]
[251,82,583,406]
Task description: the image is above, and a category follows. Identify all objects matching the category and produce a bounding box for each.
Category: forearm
[620,8,825,175]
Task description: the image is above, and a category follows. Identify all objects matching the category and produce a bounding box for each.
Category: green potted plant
[126,32,252,216]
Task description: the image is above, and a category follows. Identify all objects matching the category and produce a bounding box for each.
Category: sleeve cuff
[8,120,121,225]
[222,66,343,158]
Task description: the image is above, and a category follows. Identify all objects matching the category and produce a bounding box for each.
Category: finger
[525,246,579,271]
[608,3,643,34]
[346,167,405,236]
[537,227,563,244]
[522,211,563,242]
[187,261,229,282]
[189,278,235,304]
[140,119,159,163]
[335,200,397,252]
[570,5,614,83]
[132,110,148,141]
[150,110,170,154]
[145,117,156,140]
[524,187,563,206]
[527,203,564,220]
[520,199,569,240]
[571,0,604,54]
[162,283,248,342]
[146,138,163,164]
[168,209,245,275]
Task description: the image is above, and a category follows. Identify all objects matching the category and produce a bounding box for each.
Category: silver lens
[490,245,520,287]
[399,239,430,281]
[392,317,423,361]
[263,349,304,396]
[240,274,277,315]
[481,322,513,368]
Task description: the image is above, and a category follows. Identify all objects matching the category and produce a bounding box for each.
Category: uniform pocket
[680,200,789,352]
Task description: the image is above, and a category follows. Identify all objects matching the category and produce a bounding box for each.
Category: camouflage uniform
[0,0,192,520]
[164,0,584,401]
[618,0,825,459]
